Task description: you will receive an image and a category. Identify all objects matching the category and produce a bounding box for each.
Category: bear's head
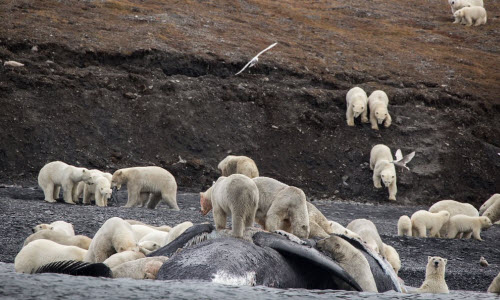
[380,168,395,187]
[352,97,366,118]
[199,191,213,216]
[139,241,161,252]
[427,256,447,276]
[480,216,493,229]
[33,224,53,233]
[111,170,125,189]
[374,106,388,124]
[100,187,113,200]
[80,168,93,183]
[438,210,451,221]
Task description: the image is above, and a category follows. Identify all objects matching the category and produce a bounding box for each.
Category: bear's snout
[434,261,439,267]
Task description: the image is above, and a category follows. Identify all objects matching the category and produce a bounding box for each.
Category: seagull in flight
[393,149,416,171]
[235,42,278,76]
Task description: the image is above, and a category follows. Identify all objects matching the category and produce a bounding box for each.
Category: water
[0,263,495,300]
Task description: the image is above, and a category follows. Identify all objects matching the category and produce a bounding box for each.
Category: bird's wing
[395,149,403,162]
[401,151,416,165]
[235,59,254,76]
[255,42,278,58]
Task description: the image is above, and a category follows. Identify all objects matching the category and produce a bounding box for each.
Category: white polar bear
[480,194,500,215]
[38,161,93,204]
[328,220,361,239]
[85,217,139,263]
[429,199,479,238]
[24,230,92,249]
[454,6,487,26]
[125,220,172,232]
[251,177,310,239]
[306,202,335,238]
[15,239,87,273]
[488,272,500,293]
[82,176,112,206]
[33,220,75,236]
[164,221,193,245]
[111,166,178,210]
[449,0,484,19]
[317,235,378,292]
[139,230,169,246]
[483,196,500,224]
[74,169,112,202]
[218,155,259,178]
[382,243,401,274]
[103,250,145,269]
[345,87,368,126]
[111,256,169,279]
[411,210,450,238]
[447,215,492,240]
[200,174,259,238]
[410,256,449,294]
[138,241,161,253]
[346,219,385,255]
[370,144,397,201]
[397,215,412,236]
[131,224,161,242]
[368,90,391,130]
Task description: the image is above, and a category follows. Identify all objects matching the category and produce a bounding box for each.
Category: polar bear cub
[218,155,259,178]
[370,144,397,201]
[454,6,487,26]
[346,87,368,126]
[397,215,412,236]
[449,0,484,17]
[429,199,478,238]
[83,176,112,207]
[111,166,178,210]
[410,256,449,294]
[15,239,87,273]
[447,215,492,240]
[368,90,391,130]
[200,174,259,238]
[33,220,75,236]
[411,210,450,238]
[38,161,93,204]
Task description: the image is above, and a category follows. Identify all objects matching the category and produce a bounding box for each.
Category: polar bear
[138,241,161,252]
[447,215,492,240]
[24,230,92,249]
[346,219,384,255]
[449,0,484,19]
[410,256,449,294]
[328,220,361,239]
[74,169,112,202]
[429,199,478,238]
[200,175,259,238]
[382,244,401,274]
[411,210,450,238]
[103,250,145,269]
[15,239,87,273]
[217,155,259,178]
[130,224,161,242]
[82,176,112,206]
[488,272,500,293]
[317,235,378,292]
[454,6,487,26]
[252,177,310,238]
[397,215,412,236]
[306,202,335,238]
[38,161,93,204]
[111,256,169,279]
[483,196,500,224]
[126,220,172,232]
[368,90,391,130]
[139,230,169,246]
[111,166,178,210]
[164,221,193,245]
[370,144,397,201]
[346,87,368,126]
[480,194,500,215]
[85,217,139,263]
[33,220,75,236]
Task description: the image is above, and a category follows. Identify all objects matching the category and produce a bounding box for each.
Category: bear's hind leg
[124,187,142,207]
[213,208,227,231]
[463,232,472,239]
[161,191,179,211]
[62,182,76,204]
[53,186,61,200]
[429,227,441,238]
[43,183,56,203]
[231,215,245,238]
[146,193,162,209]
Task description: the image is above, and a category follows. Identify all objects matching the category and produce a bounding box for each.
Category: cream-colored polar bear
[410,256,449,294]
[125,220,172,232]
[111,256,169,279]
[74,169,112,202]
[449,0,484,20]
[252,177,310,238]
[346,87,368,126]
[139,230,169,246]
[33,220,75,236]
[15,239,87,273]
[429,199,478,238]
[411,210,450,238]
[103,250,145,269]
[328,220,361,239]
[382,244,401,274]
[218,155,259,178]
[483,196,500,224]
[370,144,397,201]
[138,241,161,253]
[164,221,193,245]
[200,175,259,238]
[346,219,385,255]
[38,161,93,204]
[85,217,139,263]
[24,230,92,249]
[306,202,335,238]
[397,215,412,236]
[480,194,500,215]
[131,224,161,241]
[82,176,113,206]
[317,235,378,292]
[447,215,492,240]
[111,166,178,210]
[368,90,391,130]
[454,6,487,26]
[488,272,500,293]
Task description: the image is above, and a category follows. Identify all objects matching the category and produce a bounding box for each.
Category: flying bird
[235,42,278,76]
[392,149,415,171]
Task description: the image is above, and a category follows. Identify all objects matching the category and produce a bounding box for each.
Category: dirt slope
[0,0,499,206]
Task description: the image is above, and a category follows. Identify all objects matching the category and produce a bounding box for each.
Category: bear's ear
[428,256,432,261]
[116,170,122,176]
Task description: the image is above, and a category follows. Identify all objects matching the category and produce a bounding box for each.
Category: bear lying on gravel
[33,220,75,236]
